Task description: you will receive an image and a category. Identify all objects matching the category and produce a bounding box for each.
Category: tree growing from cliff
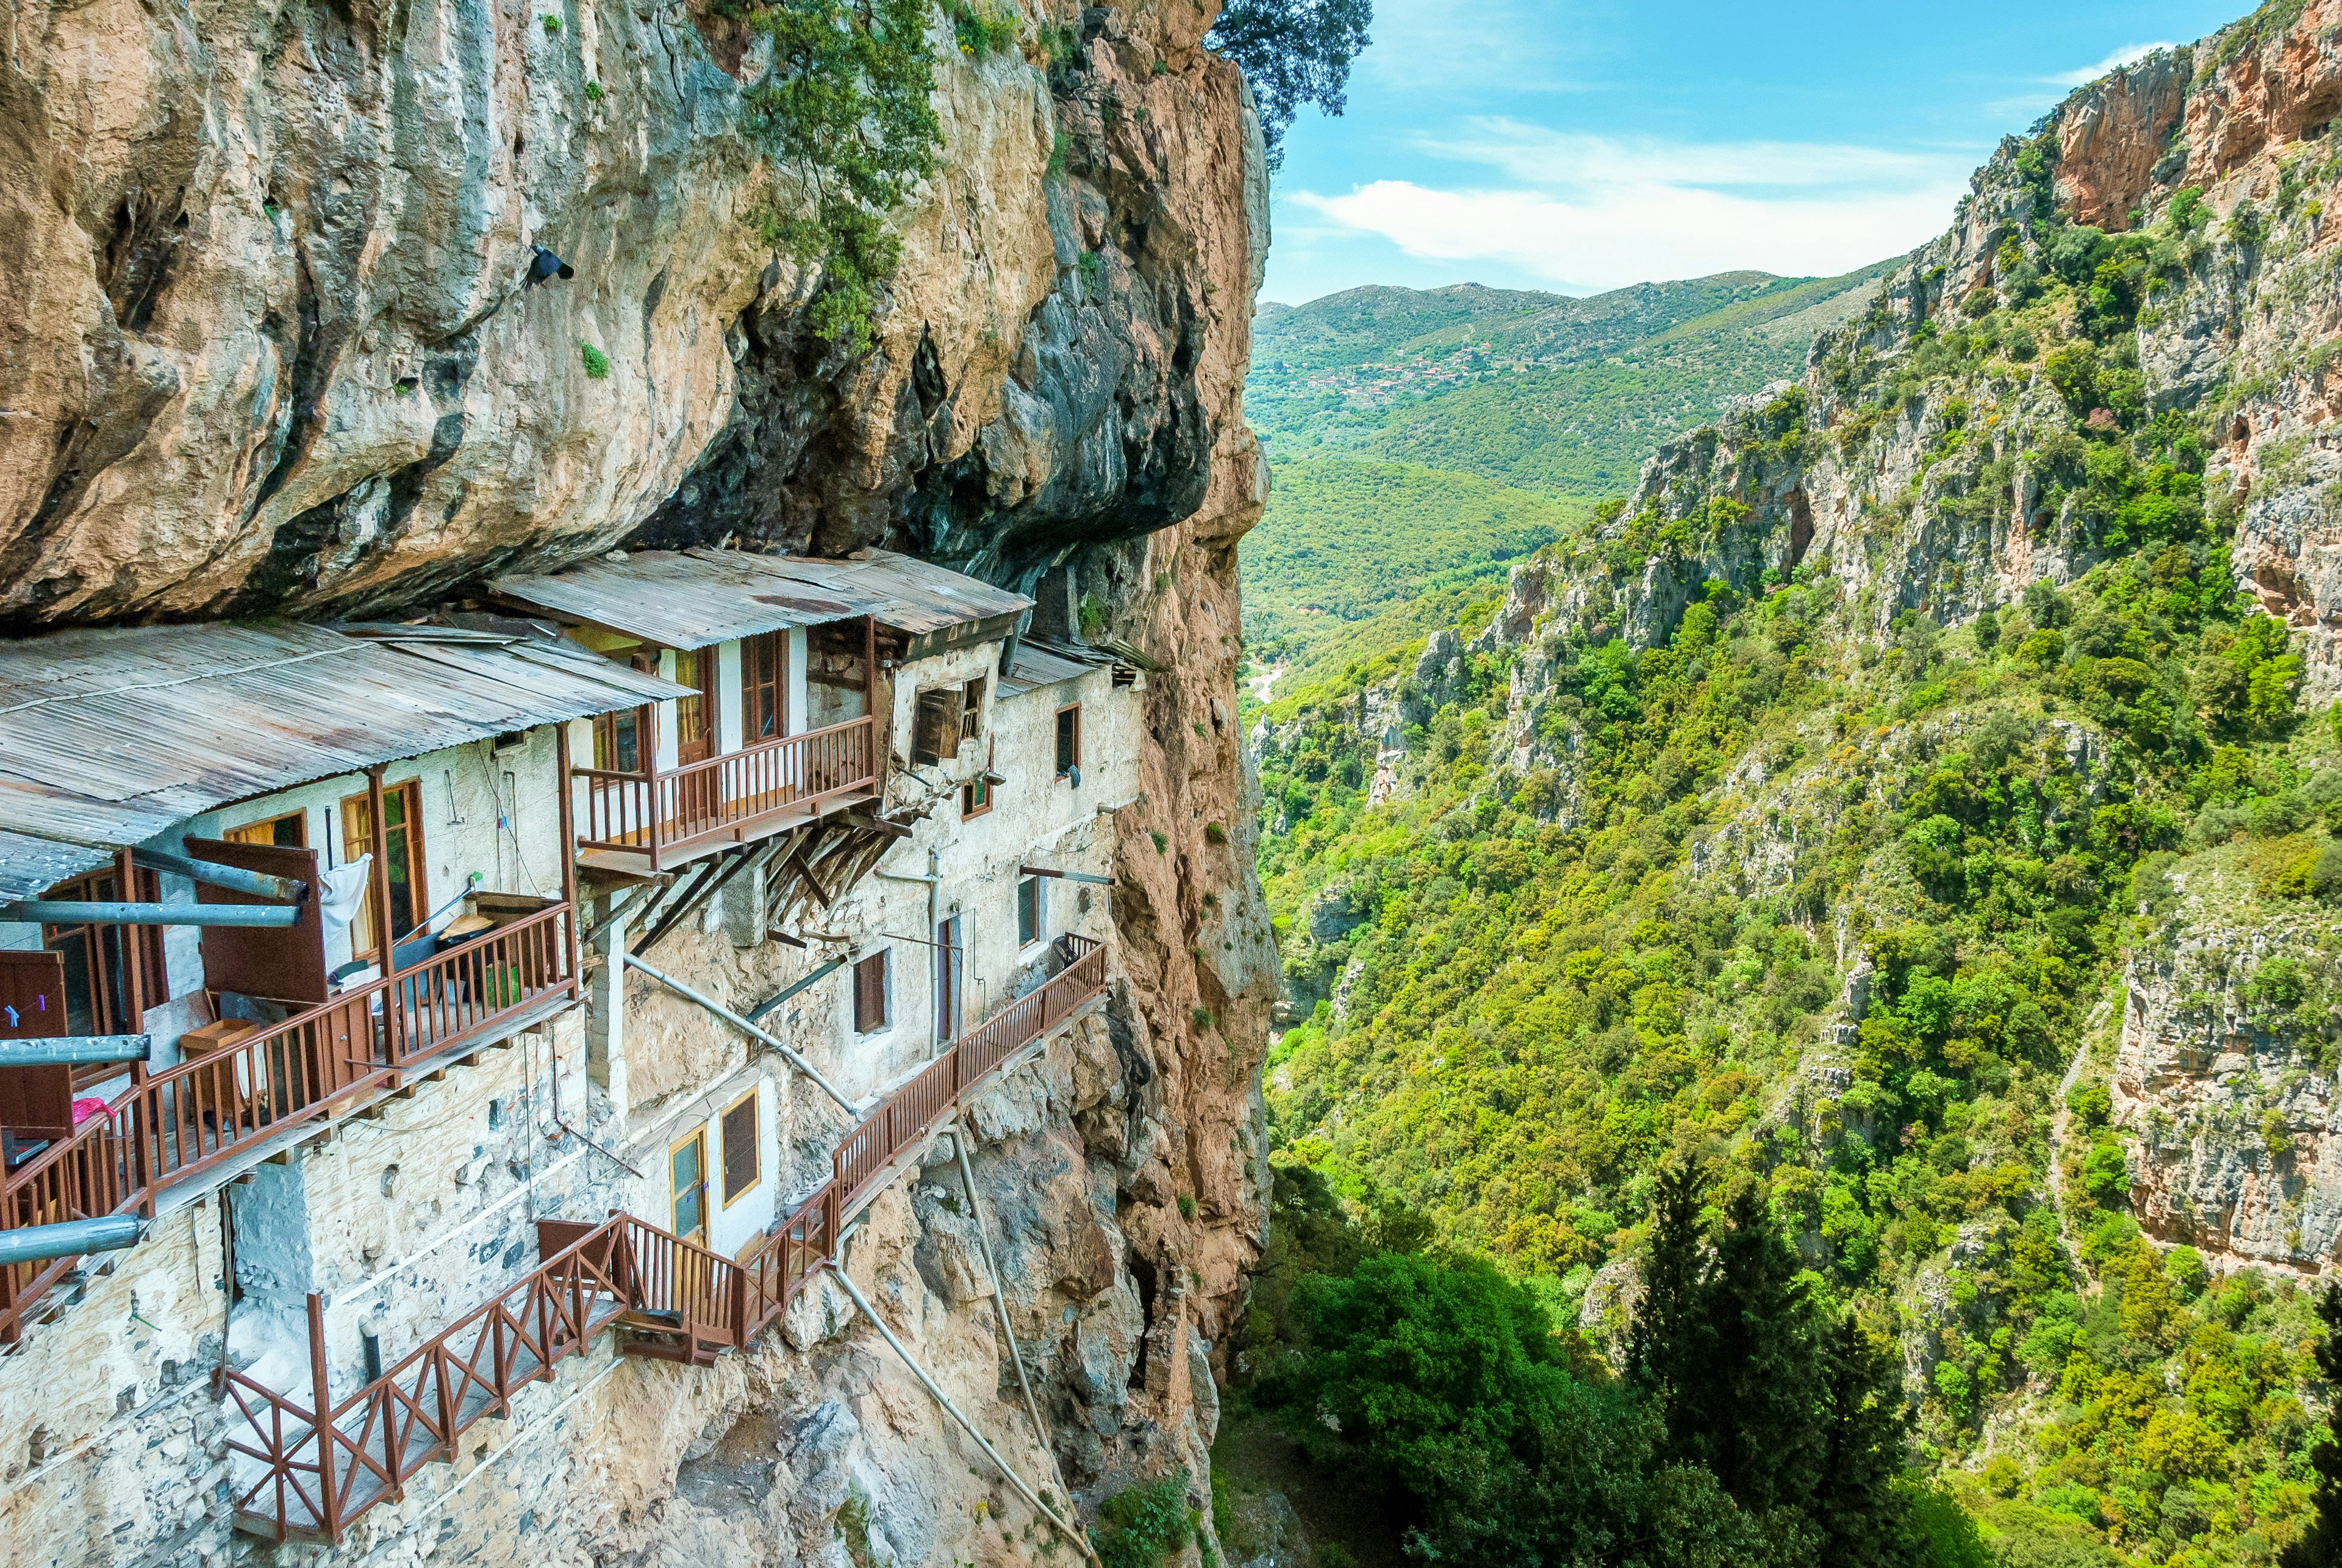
[725,0,941,349]
[2283,1284,2342,1568]
[1206,0,1373,165]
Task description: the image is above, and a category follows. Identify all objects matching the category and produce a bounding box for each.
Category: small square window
[962,775,992,818]
[1016,876,1044,948]
[854,951,890,1033]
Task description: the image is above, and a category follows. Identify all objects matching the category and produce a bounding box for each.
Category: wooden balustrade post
[307,1291,340,1539]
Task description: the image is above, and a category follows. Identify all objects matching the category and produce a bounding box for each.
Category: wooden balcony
[573,715,881,875]
[0,901,579,1346]
[224,933,1109,1543]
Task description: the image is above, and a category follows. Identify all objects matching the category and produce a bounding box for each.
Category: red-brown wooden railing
[224,931,1108,1542]
[1,903,579,1346]
[575,716,879,870]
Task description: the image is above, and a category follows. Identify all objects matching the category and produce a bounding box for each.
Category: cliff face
[0,0,1263,617]
[0,0,1272,1561]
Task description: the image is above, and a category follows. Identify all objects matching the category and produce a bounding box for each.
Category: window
[744,631,787,743]
[670,1129,707,1242]
[41,870,165,1056]
[721,1089,760,1206]
[960,678,985,742]
[223,811,306,848]
[913,687,964,765]
[594,652,655,771]
[962,774,991,818]
[1016,875,1044,949]
[673,648,715,765]
[1055,704,1081,779]
[853,951,890,1033]
[340,781,426,964]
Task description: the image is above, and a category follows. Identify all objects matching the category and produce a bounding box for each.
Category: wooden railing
[575,716,879,870]
[223,931,1109,1542]
[0,903,578,1346]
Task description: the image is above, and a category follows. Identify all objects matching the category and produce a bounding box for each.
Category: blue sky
[1261,0,2248,305]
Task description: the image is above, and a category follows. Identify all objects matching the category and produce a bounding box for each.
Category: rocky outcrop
[2114,848,2342,1273]
[0,0,1265,619]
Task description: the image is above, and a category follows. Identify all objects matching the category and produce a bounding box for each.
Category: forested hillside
[1234,8,2342,1564]
[1241,267,1889,693]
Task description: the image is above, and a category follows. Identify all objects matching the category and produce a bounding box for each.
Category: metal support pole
[831,1263,1098,1566]
[132,847,307,903]
[0,1214,144,1267]
[618,951,858,1114]
[0,1034,151,1068]
[0,901,299,928]
[952,1123,1071,1504]
[555,723,580,979]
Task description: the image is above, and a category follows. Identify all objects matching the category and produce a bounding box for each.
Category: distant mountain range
[1239,263,1897,694]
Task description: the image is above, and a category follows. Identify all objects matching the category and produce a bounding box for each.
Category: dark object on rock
[528,246,576,285]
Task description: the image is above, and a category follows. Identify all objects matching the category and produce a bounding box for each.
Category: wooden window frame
[1055,703,1081,779]
[720,1087,761,1208]
[1016,875,1044,950]
[594,651,656,773]
[853,950,890,1034]
[41,869,167,1073]
[960,678,985,742]
[340,779,426,964]
[670,1127,708,1243]
[744,631,787,744]
[672,646,717,765]
[961,775,992,819]
[223,810,307,848]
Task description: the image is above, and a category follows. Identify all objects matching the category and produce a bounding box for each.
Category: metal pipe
[0,901,298,928]
[952,1124,1071,1503]
[1019,866,1112,887]
[746,959,847,1024]
[0,1214,144,1268]
[132,847,307,903]
[0,1034,151,1067]
[620,951,858,1114]
[831,1262,1100,1566]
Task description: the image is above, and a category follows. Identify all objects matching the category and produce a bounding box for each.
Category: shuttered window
[721,1090,759,1205]
[913,687,962,764]
[854,951,889,1033]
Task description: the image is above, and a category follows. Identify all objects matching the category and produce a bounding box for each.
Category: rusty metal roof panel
[996,640,1106,698]
[489,548,1031,649]
[0,622,681,895]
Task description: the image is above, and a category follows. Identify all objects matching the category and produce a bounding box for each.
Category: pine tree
[1813,1311,1919,1567]
[1629,1160,1716,1472]
[2285,1284,2342,1568]
[1702,1181,1824,1513]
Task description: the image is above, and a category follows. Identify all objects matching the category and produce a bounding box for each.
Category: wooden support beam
[842,812,912,840]
[1019,865,1113,887]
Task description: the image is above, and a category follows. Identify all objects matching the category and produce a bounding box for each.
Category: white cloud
[1280,123,1971,295]
[2053,41,2176,87]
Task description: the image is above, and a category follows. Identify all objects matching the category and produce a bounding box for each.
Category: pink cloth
[71,1097,107,1125]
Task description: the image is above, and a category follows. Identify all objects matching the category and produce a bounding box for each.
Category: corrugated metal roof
[489,548,1032,650]
[996,639,1111,699]
[0,622,690,900]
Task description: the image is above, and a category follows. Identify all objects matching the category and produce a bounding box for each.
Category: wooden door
[673,648,715,767]
[338,783,426,966]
